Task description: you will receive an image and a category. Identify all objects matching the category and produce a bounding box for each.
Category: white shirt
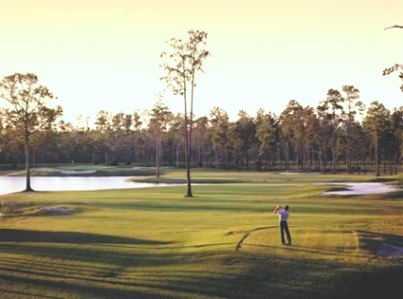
[276,209,289,221]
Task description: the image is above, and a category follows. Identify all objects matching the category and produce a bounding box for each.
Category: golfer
[274,204,292,245]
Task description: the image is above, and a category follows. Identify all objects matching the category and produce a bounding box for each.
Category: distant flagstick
[384,25,403,30]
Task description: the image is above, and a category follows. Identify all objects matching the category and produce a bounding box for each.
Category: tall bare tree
[341,85,364,173]
[324,89,344,173]
[0,73,61,191]
[161,30,209,197]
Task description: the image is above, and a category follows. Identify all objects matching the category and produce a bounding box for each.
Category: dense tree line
[1,87,402,176]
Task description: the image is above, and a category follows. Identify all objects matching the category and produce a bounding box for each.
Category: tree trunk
[332,143,336,174]
[285,141,290,170]
[156,136,160,178]
[317,149,323,173]
[183,71,192,197]
[32,148,36,168]
[375,133,380,176]
[394,153,399,175]
[24,135,33,192]
[346,122,351,174]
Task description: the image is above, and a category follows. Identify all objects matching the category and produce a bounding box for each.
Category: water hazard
[0,176,176,195]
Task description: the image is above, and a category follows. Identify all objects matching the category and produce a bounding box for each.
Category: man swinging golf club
[274,204,292,245]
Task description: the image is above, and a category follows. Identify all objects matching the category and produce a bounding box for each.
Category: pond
[323,182,401,195]
[0,176,177,196]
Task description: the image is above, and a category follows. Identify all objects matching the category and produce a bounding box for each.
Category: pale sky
[0,0,402,124]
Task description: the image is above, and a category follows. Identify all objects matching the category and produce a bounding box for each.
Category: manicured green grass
[0,170,402,298]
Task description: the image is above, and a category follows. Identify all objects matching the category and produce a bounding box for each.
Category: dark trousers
[280,221,292,244]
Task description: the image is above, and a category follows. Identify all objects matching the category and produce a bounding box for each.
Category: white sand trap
[60,170,96,175]
[42,207,73,214]
[279,172,321,175]
[377,243,403,257]
[323,182,401,195]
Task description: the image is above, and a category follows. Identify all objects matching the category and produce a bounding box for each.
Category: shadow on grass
[1,228,403,298]
[0,245,244,298]
[377,190,403,200]
[0,248,324,298]
[0,228,170,245]
[357,230,403,256]
[1,239,403,298]
[339,264,403,299]
[0,272,172,299]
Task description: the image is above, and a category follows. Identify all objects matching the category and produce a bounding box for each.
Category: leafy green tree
[341,85,364,173]
[363,101,390,176]
[192,116,211,168]
[149,99,173,177]
[324,89,344,173]
[132,110,145,163]
[280,100,305,170]
[161,30,209,197]
[0,73,61,191]
[352,122,369,173]
[327,89,344,173]
[209,107,231,169]
[95,110,112,132]
[388,107,403,174]
[316,101,332,172]
[94,110,113,164]
[255,109,278,170]
[233,111,256,170]
[301,106,319,171]
[166,113,185,167]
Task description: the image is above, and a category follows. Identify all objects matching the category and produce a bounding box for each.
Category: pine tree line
[1,93,401,176]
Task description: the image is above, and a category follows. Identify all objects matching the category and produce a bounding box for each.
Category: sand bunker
[60,170,96,175]
[279,172,321,175]
[323,182,401,195]
[377,243,403,257]
[42,207,73,215]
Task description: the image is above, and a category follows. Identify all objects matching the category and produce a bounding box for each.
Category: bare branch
[384,25,403,30]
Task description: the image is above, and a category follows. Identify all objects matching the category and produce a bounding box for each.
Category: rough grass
[0,170,402,298]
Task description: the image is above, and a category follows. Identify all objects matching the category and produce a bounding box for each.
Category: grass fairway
[0,171,402,298]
